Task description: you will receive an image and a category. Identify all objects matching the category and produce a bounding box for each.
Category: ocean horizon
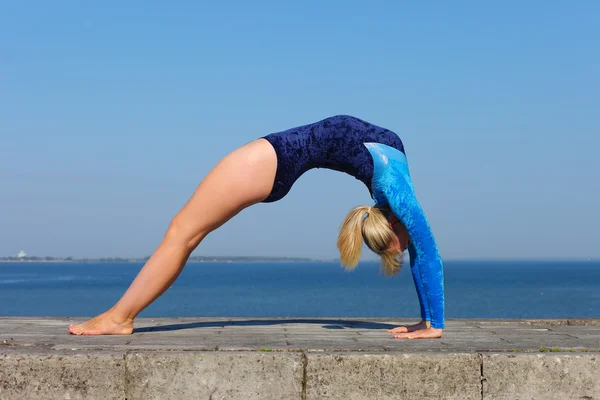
[1,260,599,319]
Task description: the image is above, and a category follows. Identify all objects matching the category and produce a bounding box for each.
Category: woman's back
[261,115,405,202]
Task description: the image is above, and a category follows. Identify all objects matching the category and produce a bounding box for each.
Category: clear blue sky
[1,1,598,260]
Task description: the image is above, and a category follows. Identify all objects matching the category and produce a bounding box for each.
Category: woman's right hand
[387,319,430,334]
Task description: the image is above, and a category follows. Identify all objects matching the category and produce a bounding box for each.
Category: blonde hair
[337,205,402,276]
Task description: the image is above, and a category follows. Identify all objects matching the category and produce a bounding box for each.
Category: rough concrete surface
[483,353,600,400]
[126,352,304,400]
[0,317,599,399]
[306,353,481,400]
[0,350,125,400]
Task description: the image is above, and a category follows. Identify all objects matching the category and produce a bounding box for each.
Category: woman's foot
[387,320,442,339]
[391,327,443,339]
[68,311,134,335]
[387,319,430,334]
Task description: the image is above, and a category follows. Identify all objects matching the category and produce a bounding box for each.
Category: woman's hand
[388,320,443,339]
[388,319,430,333]
[391,327,443,339]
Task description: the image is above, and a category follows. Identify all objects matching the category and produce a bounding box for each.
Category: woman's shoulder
[368,144,414,204]
[364,143,410,184]
[364,142,408,165]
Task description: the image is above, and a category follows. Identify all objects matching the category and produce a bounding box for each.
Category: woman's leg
[68,139,277,335]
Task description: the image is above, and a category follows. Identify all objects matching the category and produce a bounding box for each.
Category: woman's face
[388,214,410,253]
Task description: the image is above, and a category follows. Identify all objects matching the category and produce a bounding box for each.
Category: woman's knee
[164,216,208,251]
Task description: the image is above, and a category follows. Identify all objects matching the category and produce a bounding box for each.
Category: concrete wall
[1,350,598,399]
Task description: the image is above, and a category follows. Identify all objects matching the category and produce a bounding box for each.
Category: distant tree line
[0,255,316,262]
[187,255,313,262]
[0,256,73,261]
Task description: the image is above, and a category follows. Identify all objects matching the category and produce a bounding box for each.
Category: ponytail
[337,205,402,276]
[337,205,370,270]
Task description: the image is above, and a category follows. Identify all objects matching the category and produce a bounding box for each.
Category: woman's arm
[364,142,444,337]
[408,243,432,323]
[381,159,445,332]
[387,243,433,336]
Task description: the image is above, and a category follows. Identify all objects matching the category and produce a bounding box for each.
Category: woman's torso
[261,115,405,202]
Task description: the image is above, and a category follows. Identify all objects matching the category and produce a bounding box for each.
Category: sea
[0,261,599,319]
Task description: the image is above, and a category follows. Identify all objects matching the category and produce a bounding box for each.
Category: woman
[68,115,444,339]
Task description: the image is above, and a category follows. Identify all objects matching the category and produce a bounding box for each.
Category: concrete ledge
[483,353,600,399]
[126,351,304,400]
[0,350,126,400]
[306,353,481,400]
[1,318,599,399]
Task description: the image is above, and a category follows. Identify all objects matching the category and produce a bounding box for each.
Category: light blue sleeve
[364,143,445,329]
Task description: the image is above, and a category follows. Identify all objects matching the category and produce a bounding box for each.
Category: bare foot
[387,320,430,334]
[391,327,443,339]
[68,311,134,336]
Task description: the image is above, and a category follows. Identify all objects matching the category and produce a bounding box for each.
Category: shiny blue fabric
[365,143,445,329]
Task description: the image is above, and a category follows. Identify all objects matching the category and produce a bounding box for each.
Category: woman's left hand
[391,327,443,339]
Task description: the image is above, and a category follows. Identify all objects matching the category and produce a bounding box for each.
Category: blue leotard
[261,115,445,329]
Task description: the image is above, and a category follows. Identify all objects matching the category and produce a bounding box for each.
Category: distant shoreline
[1,258,597,264]
[0,257,336,263]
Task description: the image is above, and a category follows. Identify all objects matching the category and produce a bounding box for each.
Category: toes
[68,324,85,335]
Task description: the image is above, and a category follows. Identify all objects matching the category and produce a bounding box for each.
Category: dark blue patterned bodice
[261,115,405,202]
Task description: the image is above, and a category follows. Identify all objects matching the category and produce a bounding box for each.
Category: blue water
[0,261,599,319]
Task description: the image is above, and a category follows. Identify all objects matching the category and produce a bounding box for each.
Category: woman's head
[337,205,409,276]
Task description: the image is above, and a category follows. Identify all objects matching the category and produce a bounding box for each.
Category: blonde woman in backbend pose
[69,115,445,339]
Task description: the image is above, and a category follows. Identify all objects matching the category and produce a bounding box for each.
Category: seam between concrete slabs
[301,352,308,400]
[479,353,484,400]
[124,351,130,400]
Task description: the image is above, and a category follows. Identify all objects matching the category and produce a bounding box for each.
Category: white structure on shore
[17,250,27,259]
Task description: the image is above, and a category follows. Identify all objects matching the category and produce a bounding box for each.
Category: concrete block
[0,350,125,400]
[126,351,304,400]
[483,353,600,399]
[306,352,481,400]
